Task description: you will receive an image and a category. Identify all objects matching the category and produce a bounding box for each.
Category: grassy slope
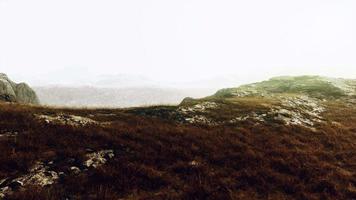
[214,76,349,99]
[1,102,356,200]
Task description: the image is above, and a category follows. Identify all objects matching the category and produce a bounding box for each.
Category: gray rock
[58,172,66,178]
[0,178,8,187]
[0,186,10,198]
[70,166,81,174]
[0,73,39,104]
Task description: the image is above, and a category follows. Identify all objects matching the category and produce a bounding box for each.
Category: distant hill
[0,73,39,104]
[214,76,356,99]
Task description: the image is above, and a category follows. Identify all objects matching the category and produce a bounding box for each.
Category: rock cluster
[0,161,59,197]
[228,96,325,128]
[36,114,97,127]
[84,150,115,168]
[272,96,325,127]
[178,102,218,125]
[0,149,114,198]
[179,102,218,113]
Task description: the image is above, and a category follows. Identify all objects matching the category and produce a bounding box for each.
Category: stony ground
[176,95,327,128]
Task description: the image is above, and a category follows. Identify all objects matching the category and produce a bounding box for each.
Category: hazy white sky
[0,0,356,86]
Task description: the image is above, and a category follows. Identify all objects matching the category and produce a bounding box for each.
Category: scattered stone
[229,112,266,124]
[189,160,199,167]
[84,150,115,168]
[178,102,218,114]
[270,96,325,127]
[70,166,81,174]
[58,172,66,179]
[13,162,59,187]
[184,115,217,125]
[36,114,97,127]
[0,186,10,198]
[0,150,116,198]
[26,170,59,187]
[331,121,344,128]
[228,95,326,129]
[0,178,8,187]
[85,148,95,153]
[0,161,60,197]
[0,131,18,138]
[177,102,220,125]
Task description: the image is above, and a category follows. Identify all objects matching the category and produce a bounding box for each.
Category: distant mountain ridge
[0,73,39,104]
[34,86,215,108]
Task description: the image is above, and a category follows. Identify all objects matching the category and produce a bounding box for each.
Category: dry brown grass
[1,102,356,199]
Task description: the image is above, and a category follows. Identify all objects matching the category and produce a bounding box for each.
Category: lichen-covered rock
[0,73,39,104]
[84,150,115,168]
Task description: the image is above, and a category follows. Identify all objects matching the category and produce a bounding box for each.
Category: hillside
[0,76,356,199]
[170,76,356,128]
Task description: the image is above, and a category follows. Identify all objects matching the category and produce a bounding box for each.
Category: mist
[1,0,356,88]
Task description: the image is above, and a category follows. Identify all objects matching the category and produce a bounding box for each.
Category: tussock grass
[1,103,356,199]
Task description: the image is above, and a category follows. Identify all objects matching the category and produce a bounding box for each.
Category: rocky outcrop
[0,73,39,104]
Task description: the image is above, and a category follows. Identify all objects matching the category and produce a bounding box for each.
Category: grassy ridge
[214,76,350,98]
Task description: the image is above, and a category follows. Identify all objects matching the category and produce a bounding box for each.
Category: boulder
[0,73,39,104]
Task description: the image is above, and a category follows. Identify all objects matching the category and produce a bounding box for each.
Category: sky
[0,0,356,87]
